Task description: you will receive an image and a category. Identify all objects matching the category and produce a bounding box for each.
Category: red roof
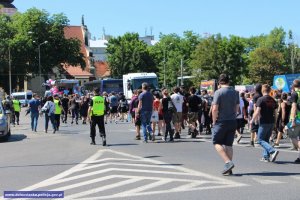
[63,66,93,77]
[94,61,111,78]
[64,26,91,74]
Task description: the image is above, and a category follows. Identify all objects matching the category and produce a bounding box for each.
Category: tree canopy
[0,8,85,92]
[106,32,154,79]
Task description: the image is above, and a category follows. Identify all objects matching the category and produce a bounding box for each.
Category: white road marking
[292,176,300,180]
[17,149,247,200]
[113,179,172,196]
[63,178,141,200]
[76,161,184,172]
[19,150,104,191]
[90,157,144,163]
[252,178,285,185]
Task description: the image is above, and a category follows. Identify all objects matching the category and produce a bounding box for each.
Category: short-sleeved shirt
[290,91,298,104]
[61,97,69,108]
[212,86,239,121]
[256,95,277,124]
[138,91,154,112]
[187,95,202,113]
[253,93,262,104]
[171,93,184,112]
[29,99,41,114]
[109,95,118,107]
[236,97,245,119]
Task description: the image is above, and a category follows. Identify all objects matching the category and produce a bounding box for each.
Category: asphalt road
[0,113,299,200]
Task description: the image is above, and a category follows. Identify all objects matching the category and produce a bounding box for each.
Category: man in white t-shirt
[171,87,184,138]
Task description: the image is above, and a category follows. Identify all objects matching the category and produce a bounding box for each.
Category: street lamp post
[8,46,12,95]
[163,49,166,87]
[180,58,183,86]
[37,41,48,95]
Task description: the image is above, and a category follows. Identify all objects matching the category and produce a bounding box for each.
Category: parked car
[0,102,11,141]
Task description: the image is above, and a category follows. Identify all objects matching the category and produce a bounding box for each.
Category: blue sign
[273,74,300,92]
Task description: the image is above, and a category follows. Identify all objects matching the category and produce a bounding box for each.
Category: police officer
[88,88,106,146]
[12,96,21,125]
[53,94,63,131]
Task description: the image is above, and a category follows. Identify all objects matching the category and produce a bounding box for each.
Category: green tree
[150,31,201,87]
[190,34,246,85]
[248,47,285,84]
[0,8,86,92]
[106,32,154,78]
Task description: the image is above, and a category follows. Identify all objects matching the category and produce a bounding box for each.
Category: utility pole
[37,41,48,96]
[8,47,12,95]
[163,49,166,87]
[180,58,183,86]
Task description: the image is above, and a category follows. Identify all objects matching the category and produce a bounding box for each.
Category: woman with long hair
[42,96,56,133]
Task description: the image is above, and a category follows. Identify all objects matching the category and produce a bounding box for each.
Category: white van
[11,91,33,107]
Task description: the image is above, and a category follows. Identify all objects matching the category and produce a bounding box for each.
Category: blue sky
[13,0,300,41]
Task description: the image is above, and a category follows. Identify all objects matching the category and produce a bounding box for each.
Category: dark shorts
[110,106,118,114]
[212,120,237,146]
[135,116,141,126]
[187,112,198,124]
[236,118,245,129]
[159,114,163,120]
[119,107,128,113]
[251,122,259,133]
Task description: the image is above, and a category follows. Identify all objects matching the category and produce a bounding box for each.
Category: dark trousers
[13,111,20,124]
[54,114,61,129]
[71,109,79,122]
[63,107,68,122]
[163,112,174,140]
[204,110,211,133]
[90,115,106,140]
[45,113,56,131]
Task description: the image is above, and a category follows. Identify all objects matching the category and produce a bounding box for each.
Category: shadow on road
[106,143,138,147]
[0,134,27,143]
[144,155,162,158]
[235,171,300,176]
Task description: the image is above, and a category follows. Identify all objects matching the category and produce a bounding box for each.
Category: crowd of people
[2,73,300,174]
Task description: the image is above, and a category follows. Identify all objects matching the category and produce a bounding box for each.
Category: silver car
[0,103,11,141]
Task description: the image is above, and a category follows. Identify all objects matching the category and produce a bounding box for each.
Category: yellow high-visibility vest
[54,99,62,115]
[92,96,105,116]
[13,99,21,112]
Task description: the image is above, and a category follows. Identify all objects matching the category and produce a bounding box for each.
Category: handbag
[286,118,300,138]
[151,111,159,122]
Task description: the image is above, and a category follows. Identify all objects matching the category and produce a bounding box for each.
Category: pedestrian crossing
[18,149,247,199]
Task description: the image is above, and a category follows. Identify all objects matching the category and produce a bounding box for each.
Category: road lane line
[76,161,182,172]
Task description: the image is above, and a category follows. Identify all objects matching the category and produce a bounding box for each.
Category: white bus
[11,91,33,107]
[123,72,159,100]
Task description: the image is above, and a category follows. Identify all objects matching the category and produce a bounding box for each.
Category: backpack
[120,99,128,110]
[167,97,177,113]
[204,95,213,107]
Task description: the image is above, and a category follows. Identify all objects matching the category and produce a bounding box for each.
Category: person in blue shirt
[28,93,41,132]
[136,83,154,142]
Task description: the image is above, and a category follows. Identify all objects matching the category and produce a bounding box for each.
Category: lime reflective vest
[54,99,62,114]
[13,100,21,112]
[92,96,105,116]
[295,89,300,119]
